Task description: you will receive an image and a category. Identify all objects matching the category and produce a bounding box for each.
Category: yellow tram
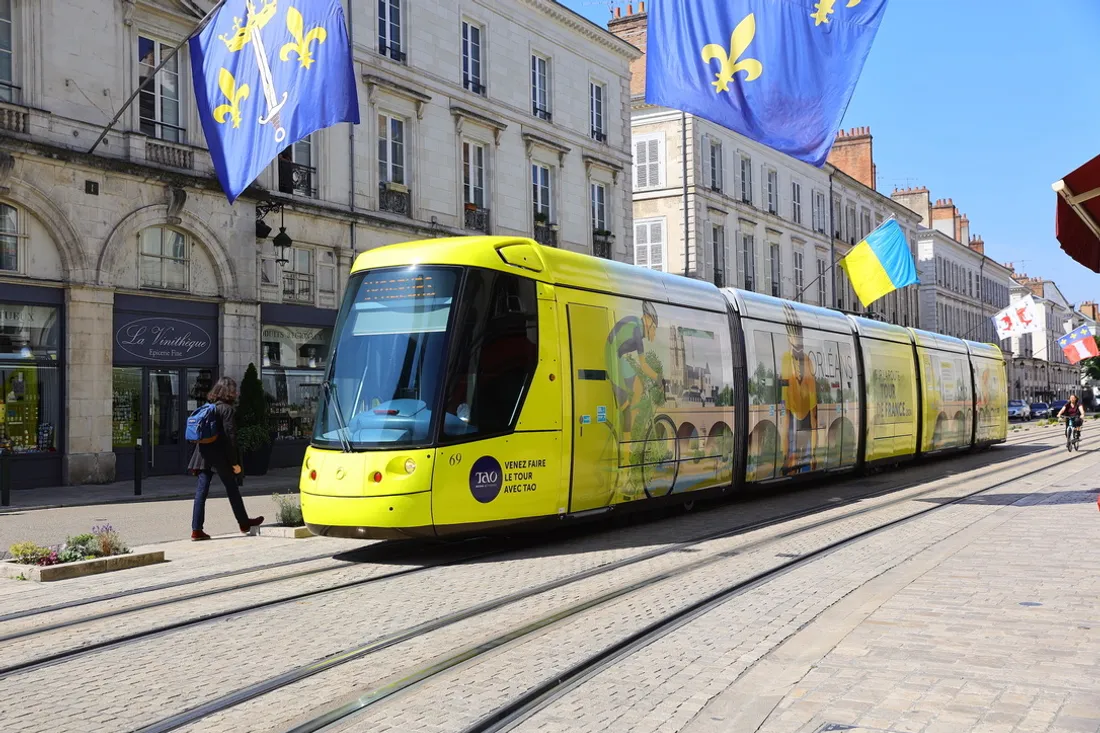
[300,236,1007,539]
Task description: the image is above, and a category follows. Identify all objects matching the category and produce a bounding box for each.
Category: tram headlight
[404,458,417,474]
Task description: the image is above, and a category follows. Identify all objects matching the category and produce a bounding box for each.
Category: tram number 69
[448,453,462,467]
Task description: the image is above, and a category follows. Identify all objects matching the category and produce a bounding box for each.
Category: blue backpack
[185,403,220,444]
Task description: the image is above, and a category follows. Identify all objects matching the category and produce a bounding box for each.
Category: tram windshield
[313,266,459,450]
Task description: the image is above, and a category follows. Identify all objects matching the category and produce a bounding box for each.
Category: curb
[257,525,312,539]
[0,551,167,582]
[0,485,296,515]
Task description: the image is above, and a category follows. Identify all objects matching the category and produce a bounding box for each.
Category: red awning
[1054,153,1100,273]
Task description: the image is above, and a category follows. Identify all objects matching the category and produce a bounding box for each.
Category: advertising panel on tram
[852,317,918,464]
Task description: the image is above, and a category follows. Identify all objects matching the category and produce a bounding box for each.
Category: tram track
[284,430,1093,733]
[118,432,1080,733]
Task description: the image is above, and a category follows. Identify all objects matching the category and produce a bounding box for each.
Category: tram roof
[722,289,854,335]
[849,315,913,345]
[965,340,1006,362]
[351,236,729,312]
[908,327,970,355]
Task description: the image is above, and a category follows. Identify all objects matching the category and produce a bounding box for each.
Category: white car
[1008,400,1031,421]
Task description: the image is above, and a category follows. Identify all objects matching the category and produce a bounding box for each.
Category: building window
[0,1,14,103]
[845,204,856,243]
[741,233,755,290]
[861,209,872,238]
[792,182,802,225]
[531,54,551,121]
[0,303,61,454]
[532,164,552,222]
[261,325,333,441]
[793,250,804,301]
[709,140,723,192]
[277,135,316,198]
[740,155,752,203]
[590,182,607,233]
[711,224,726,287]
[461,20,484,93]
[378,0,405,62]
[378,113,405,184]
[817,257,827,306]
[283,247,314,304]
[139,227,189,291]
[769,242,781,297]
[138,36,183,142]
[766,169,778,214]
[633,133,664,190]
[0,203,19,273]
[634,218,665,271]
[832,196,842,238]
[318,251,337,295]
[589,82,606,142]
[813,191,826,234]
[463,141,486,208]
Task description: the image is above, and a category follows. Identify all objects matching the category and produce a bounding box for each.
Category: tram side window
[442,271,539,440]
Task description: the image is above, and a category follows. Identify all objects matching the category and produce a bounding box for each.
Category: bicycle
[1064,416,1082,452]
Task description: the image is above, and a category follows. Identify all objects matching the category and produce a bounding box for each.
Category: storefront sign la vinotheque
[115,317,212,362]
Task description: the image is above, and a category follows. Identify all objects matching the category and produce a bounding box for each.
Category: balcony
[591,129,607,143]
[379,42,407,63]
[278,160,317,198]
[0,83,27,134]
[593,230,614,259]
[532,104,553,123]
[145,137,194,170]
[533,221,557,247]
[713,272,726,288]
[464,76,486,95]
[282,273,313,304]
[464,205,490,233]
[379,181,411,216]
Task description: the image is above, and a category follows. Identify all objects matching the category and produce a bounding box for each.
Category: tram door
[567,304,616,512]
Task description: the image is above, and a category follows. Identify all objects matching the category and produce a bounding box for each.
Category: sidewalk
[0,467,301,513]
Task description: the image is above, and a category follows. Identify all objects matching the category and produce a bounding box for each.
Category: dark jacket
[187,400,240,473]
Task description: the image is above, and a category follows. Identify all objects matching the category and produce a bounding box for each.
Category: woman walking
[189,377,263,541]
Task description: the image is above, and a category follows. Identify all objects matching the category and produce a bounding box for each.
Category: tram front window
[313,267,458,450]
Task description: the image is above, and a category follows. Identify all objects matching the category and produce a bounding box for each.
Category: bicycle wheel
[640,414,679,499]
[1067,426,1073,452]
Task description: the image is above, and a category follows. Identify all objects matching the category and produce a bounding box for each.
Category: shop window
[0,203,19,272]
[261,325,332,441]
[0,303,61,455]
[140,227,189,291]
[138,35,184,143]
[440,271,538,441]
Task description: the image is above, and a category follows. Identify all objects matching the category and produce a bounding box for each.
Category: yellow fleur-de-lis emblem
[811,0,862,26]
[212,68,249,128]
[279,7,327,69]
[701,14,763,94]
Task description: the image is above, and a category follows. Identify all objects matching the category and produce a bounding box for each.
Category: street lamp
[256,199,293,266]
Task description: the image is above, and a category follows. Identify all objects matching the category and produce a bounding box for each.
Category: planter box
[0,551,166,582]
[258,524,312,539]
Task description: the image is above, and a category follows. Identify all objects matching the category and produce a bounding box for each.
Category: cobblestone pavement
[0,430,1089,733]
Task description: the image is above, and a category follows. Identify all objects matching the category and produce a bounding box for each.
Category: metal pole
[0,450,10,507]
[134,440,143,497]
[87,0,227,155]
[828,173,836,308]
[682,111,690,278]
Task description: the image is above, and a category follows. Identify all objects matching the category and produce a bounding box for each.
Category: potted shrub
[237,363,272,476]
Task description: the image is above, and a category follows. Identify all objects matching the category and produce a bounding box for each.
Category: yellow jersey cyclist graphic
[778,305,818,475]
[606,301,660,434]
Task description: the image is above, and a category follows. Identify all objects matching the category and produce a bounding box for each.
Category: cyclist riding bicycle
[1057,395,1085,448]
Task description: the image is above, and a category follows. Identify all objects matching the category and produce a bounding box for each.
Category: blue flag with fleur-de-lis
[645,0,887,167]
[190,0,359,203]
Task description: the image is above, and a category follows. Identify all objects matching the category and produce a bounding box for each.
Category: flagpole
[794,260,836,303]
[682,111,690,278]
[87,0,227,156]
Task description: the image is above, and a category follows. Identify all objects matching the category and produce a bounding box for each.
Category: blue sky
[561,0,1100,305]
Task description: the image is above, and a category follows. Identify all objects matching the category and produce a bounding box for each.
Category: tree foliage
[236,362,270,452]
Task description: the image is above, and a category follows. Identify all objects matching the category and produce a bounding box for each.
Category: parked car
[1030,402,1051,419]
[1008,400,1031,421]
[1050,399,1069,416]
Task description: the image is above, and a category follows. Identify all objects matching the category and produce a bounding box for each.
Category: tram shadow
[917,489,1100,507]
[327,442,1057,566]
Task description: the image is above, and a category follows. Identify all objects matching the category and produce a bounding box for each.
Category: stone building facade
[0,0,638,488]
[1007,275,1083,404]
[608,4,923,327]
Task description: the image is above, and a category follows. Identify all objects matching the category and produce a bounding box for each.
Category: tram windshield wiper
[322,380,353,453]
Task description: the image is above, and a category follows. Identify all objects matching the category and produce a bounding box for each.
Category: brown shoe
[191,530,211,541]
[239,516,264,534]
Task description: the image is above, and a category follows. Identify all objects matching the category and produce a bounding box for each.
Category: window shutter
[650,220,664,271]
[647,138,661,188]
[634,140,649,189]
[634,222,649,267]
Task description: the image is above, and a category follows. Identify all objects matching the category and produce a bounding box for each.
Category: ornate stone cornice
[451,106,508,146]
[582,153,623,185]
[522,132,570,167]
[364,74,432,120]
[516,0,641,60]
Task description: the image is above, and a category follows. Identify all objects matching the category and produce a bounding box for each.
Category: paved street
[0,428,1097,733]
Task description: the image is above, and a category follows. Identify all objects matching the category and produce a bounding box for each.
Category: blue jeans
[192,464,249,532]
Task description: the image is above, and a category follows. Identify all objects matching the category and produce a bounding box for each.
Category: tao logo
[469,456,503,503]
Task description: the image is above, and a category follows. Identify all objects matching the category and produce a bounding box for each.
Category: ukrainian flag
[838,219,918,308]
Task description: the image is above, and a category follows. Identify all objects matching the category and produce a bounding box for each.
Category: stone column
[65,286,115,484]
[222,300,260,383]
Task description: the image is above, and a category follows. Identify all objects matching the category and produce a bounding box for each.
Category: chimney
[958,214,970,245]
[931,198,958,239]
[1081,301,1100,322]
[608,4,649,97]
[891,186,931,227]
[968,234,984,255]
[827,126,876,190]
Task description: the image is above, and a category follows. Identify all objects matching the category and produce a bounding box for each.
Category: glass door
[148,369,181,476]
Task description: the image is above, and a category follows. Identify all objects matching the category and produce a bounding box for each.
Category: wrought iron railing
[593,232,614,259]
[591,129,607,143]
[0,81,22,105]
[464,76,486,95]
[534,223,557,247]
[464,206,490,233]
[379,183,411,215]
[283,273,313,303]
[532,105,552,122]
[278,160,317,198]
[379,42,406,63]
